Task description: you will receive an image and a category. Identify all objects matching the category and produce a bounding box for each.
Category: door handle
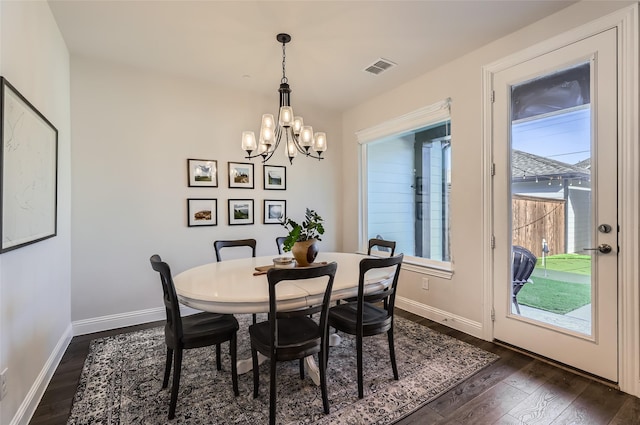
[583,244,612,254]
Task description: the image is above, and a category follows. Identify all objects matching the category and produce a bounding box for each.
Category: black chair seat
[165,313,239,349]
[250,317,321,360]
[328,302,392,336]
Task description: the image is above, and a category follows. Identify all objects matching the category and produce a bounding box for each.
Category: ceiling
[48,0,577,112]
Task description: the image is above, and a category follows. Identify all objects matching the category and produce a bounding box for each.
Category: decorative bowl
[273,257,295,268]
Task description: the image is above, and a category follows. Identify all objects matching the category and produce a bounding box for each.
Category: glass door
[492,28,618,381]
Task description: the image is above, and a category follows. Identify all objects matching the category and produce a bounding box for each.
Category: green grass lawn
[537,253,591,275]
[517,275,591,314]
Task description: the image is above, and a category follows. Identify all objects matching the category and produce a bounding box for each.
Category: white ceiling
[48,0,577,112]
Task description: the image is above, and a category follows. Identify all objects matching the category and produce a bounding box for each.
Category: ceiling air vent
[364,58,396,75]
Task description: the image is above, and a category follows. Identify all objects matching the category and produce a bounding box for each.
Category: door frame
[481,5,639,396]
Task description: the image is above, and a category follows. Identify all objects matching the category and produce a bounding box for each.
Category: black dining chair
[276,236,286,255]
[368,237,396,257]
[213,238,257,262]
[149,255,239,419]
[339,237,398,306]
[214,238,258,323]
[328,254,403,398]
[249,262,337,425]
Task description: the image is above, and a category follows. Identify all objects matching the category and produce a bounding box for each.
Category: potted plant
[282,208,325,266]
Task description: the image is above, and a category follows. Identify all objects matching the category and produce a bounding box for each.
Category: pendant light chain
[281,41,288,84]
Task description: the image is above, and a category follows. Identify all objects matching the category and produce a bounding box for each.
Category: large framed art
[0,77,58,253]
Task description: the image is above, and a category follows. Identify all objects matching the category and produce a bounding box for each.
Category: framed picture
[187,198,217,227]
[188,159,217,187]
[1,77,58,253]
[263,165,286,190]
[263,200,286,224]
[228,199,254,225]
[228,161,254,189]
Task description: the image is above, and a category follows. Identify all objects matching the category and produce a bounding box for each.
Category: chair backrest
[367,238,396,257]
[213,239,257,262]
[512,245,537,283]
[266,263,338,350]
[357,254,404,319]
[149,255,183,340]
[276,236,286,255]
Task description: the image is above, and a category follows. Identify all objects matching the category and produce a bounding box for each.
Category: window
[357,99,452,272]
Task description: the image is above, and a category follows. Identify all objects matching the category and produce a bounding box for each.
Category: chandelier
[241,33,327,164]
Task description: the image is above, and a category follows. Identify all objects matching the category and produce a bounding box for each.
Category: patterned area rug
[68,315,498,424]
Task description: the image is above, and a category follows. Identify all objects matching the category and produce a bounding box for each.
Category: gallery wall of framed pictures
[185,159,288,228]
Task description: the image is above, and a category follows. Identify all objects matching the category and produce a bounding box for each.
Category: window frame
[357,98,454,277]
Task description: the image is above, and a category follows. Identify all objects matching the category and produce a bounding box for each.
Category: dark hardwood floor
[30,310,640,424]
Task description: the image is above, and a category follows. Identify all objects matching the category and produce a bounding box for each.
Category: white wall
[70,57,342,328]
[0,2,71,424]
[341,0,633,332]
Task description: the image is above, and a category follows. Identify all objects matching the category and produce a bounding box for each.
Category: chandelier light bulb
[261,114,275,129]
[279,106,294,127]
[287,140,298,158]
[300,126,314,147]
[260,126,274,145]
[313,132,327,152]
[242,131,257,153]
[292,116,303,134]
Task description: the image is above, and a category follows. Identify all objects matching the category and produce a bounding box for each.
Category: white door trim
[481,4,639,396]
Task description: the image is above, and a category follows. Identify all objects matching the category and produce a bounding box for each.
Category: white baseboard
[13,324,73,425]
[396,296,485,339]
[72,305,202,336]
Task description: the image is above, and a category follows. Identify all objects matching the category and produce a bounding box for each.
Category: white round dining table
[173,251,394,314]
[173,251,395,382]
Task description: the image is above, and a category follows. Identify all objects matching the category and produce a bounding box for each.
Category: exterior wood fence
[512,195,565,256]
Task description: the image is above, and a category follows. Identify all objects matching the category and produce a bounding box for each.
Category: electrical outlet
[0,368,7,401]
[421,277,429,290]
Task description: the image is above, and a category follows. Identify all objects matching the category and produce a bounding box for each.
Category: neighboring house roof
[512,150,591,179]
[574,158,591,169]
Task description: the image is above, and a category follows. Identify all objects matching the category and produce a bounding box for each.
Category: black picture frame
[263,199,286,224]
[228,199,254,225]
[188,159,218,187]
[228,161,254,189]
[187,198,217,227]
[0,77,58,253]
[263,165,286,190]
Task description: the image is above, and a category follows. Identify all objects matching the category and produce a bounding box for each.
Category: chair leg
[319,351,330,414]
[252,313,257,324]
[387,326,399,380]
[513,296,521,314]
[269,357,277,425]
[168,348,183,419]
[230,334,239,396]
[251,347,259,398]
[216,343,222,370]
[299,358,305,379]
[356,333,364,399]
[162,347,173,389]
